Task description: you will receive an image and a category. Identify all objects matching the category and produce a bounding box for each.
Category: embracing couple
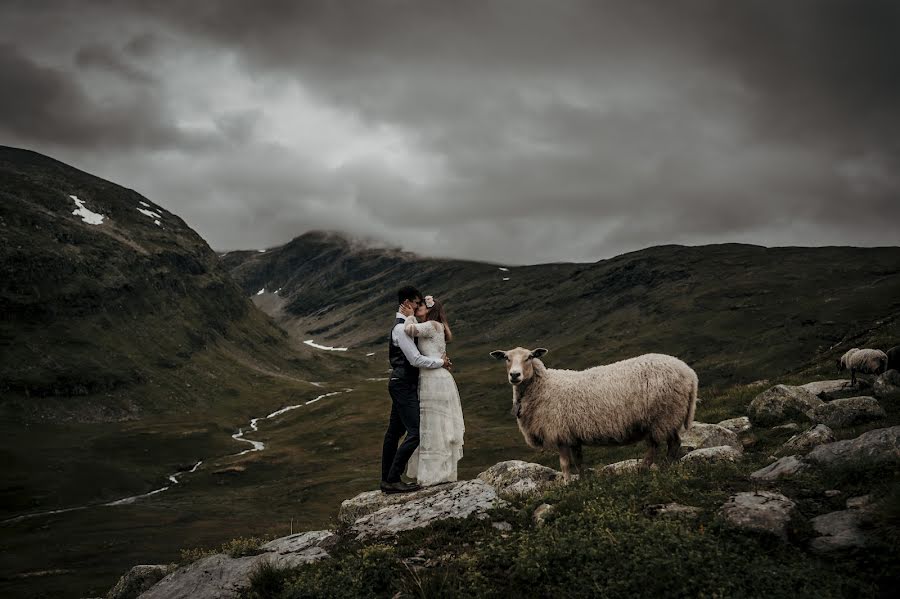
[380,286,466,494]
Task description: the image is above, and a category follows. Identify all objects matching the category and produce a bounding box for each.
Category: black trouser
[381,376,420,483]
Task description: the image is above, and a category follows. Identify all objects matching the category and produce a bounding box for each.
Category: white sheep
[490,347,698,482]
[838,348,888,384]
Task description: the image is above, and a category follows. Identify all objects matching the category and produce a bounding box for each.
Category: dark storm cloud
[1,1,898,263]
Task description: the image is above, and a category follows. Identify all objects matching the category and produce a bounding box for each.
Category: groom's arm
[394,323,443,369]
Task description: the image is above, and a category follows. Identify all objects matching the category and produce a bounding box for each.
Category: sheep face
[491,347,548,385]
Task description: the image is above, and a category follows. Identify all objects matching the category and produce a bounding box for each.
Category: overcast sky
[2,1,898,264]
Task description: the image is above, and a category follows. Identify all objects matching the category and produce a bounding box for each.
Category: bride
[403,296,465,485]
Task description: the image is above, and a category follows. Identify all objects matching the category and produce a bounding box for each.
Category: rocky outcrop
[476,460,560,496]
[107,565,172,599]
[873,369,900,398]
[779,424,835,455]
[717,417,752,434]
[349,479,504,540]
[747,385,823,426]
[800,380,856,399]
[809,396,885,429]
[598,459,658,475]
[719,491,797,541]
[680,446,742,464]
[137,532,334,599]
[809,496,875,554]
[750,455,807,481]
[681,423,743,454]
[806,426,900,468]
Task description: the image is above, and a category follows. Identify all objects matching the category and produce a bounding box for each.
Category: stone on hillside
[779,424,835,455]
[138,531,336,599]
[476,460,560,496]
[771,423,800,433]
[719,491,797,541]
[809,396,884,429]
[800,379,856,399]
[339,483,464,525]
[680,423,743,454]
[533,503,555,526]
[644,503,703,518]
[846,495,872,510]
[873,369,900,398]
[680,446,742,464]
[747,384,823,426]
[806,426,900,468]
[810,509,873,554]
[107,564,171,599]
[598,459,658,475]
[717,416,752,434]
[350,479,504,540]
[491,521,512,531]
[750,455,807,481]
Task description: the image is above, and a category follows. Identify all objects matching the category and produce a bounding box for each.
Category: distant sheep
[838,348,888,384]
[490,347,698,482]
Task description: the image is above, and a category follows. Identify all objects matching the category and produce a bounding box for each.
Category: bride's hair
[426,298,453,343]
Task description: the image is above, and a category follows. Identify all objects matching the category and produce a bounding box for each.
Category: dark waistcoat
[388,317,419,381]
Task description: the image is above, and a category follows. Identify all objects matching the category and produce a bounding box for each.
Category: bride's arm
[404,317,438,338]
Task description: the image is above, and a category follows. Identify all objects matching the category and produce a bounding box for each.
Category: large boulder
[107,565,172,599]
[680,446,742,464]
[719,491,797,541]
[750,455,807,482]
[779,424,835,455]
[747,385,823,426]
[809,396,885,429]
[137,531,335,599]
[717,417,752,435]
[476,460,560,496]
[681,423,743,454]
[873,369,900,398]
[338,484,466,525]
[809,504,874,554]
[800,380,856,399]
[350,479,504,540]
[806,426,900,468]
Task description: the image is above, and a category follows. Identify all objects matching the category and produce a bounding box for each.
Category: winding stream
[2,389,353,525]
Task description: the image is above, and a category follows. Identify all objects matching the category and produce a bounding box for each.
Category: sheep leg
[558,445,574,484]
[665,431,681,462]
[572,444,584,477]
[851,368,857,386]
[642,439,659,469]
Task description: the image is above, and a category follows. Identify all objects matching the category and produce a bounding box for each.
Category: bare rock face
[800,380,856,399]
[680,446,742,464]
[681,423,743,454]
[779,424,836,455]
[750,455,807,482]
[476,460,560,496]
[806,426,900,468]
[719,491,797,541]
[350,479,504,540]
[338,484,463,526]
[747,384,823,426]
[107,565,171,599]
[136,532,334,599]
[717,416,752,434]
[873,369,900,399]
[810,396,885,429]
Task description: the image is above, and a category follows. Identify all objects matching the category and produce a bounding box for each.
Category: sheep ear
[531,348,549,359]
[490,350,507,360]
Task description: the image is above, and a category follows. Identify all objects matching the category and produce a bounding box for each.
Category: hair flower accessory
[424,295,435,308]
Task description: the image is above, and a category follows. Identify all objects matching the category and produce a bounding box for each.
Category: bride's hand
[442,353,452,370]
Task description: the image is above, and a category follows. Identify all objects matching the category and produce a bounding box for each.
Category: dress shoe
[380,480,421,494]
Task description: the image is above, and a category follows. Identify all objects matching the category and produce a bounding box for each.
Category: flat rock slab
[681,423,743,454]
[350,479,504,540]
[339,483,463,525]
[598,459,658,475]
[717,417,752,434]
[750,455,807,481]
[806,425,900,468]
[810,396,884,429]
[138,531,335,599]
[800,380,856,398]
[747,384,823,426]
[779,424,835,455]
[719,491,796,541]
[476,460,560,496]
[680,445,742,464]
[810,509,872,554]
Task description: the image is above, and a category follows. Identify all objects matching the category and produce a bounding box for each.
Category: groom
[380,285,451,494]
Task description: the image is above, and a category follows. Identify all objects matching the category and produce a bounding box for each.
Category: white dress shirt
[392,312,443,369]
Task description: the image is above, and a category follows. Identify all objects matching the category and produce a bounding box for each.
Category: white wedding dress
[404,319,465,485]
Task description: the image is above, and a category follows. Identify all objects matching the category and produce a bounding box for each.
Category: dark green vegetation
[243,385,900,599]
[2,148,899,597]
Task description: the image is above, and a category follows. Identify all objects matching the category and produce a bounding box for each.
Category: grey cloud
[75,42,155,83]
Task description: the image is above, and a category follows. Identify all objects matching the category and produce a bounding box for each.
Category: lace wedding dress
[404,320,465,485]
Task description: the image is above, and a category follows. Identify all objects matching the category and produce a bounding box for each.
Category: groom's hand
[399,303,414,317]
